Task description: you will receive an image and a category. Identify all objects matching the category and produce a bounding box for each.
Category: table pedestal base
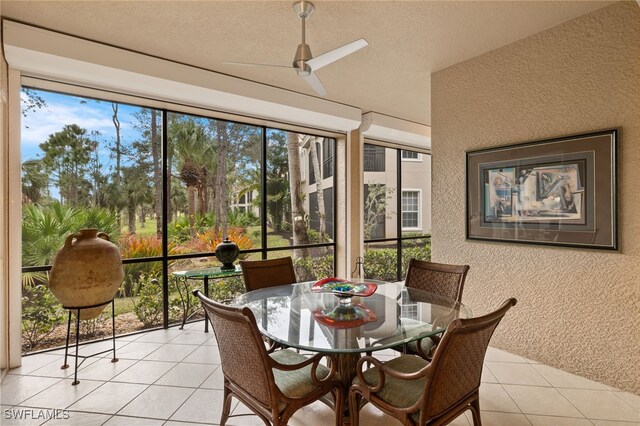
[334,352,361,425]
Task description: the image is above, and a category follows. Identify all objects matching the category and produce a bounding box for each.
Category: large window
[19,86,337,353]
[363,143,431,282]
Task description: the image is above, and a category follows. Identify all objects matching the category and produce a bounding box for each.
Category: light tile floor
[2,322,639,426]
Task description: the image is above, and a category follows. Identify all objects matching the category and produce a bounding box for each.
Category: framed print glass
[466,129,617,250]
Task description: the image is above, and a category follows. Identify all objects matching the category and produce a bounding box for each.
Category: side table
[172,265,243,332]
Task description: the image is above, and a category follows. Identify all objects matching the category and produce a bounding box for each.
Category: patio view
[19,88,431,353]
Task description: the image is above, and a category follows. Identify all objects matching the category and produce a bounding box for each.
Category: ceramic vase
[49,229,124,319]
[215,237,240,271]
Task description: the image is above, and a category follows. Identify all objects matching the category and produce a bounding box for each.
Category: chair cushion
[270,349,331,411]
[405,336,436,358]
[353,355,429,409]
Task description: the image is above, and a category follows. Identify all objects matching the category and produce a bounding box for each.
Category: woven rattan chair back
[196,291,274,407]
[240,257,297,292]
[404,259,470,302]
[421,298,517,421]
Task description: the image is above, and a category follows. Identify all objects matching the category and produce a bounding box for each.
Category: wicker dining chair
[400,259,470,360]
[240,257,298,292]
[193,290,342,426]
[350,298,517,426]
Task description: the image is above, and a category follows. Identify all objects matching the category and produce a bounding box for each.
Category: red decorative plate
[313,303,377,328]
[311,277,378,297]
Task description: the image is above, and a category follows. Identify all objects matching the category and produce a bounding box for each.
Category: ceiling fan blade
[306,38,368,71]
[302,71,327,97]
[222,61,292,69]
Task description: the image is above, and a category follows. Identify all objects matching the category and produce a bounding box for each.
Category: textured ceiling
[2,1,612,125]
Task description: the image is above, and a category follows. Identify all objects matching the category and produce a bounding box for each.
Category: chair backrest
[240,257,297,292]
[422,298,517,420]
[404,259,470,302]
[194,290,275,407]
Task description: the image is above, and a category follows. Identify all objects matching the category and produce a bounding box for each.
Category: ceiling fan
[223,1,368,97]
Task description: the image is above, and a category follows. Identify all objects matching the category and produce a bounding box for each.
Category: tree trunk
[151,109,162,238]
[112,103,122,230]
[213,122,229,237]
[286,132,309,270]
[309,137,326,241]
[128,204,136,234]
[187,185,196,237]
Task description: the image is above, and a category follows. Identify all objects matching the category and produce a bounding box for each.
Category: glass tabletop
[233,280,472,354]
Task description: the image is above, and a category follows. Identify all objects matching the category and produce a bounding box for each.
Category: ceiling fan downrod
[293,1,315,76]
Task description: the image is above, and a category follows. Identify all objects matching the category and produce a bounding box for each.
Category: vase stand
[60,299,118,386]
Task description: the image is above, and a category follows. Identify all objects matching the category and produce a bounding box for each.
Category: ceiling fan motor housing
[294,43,312,76]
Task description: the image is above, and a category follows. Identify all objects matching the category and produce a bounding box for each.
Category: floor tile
[75,340,129,358]
[356,403,408,425]
[118,385,194,419]
[485,347,528,363]
[21,378,103,409]
[170,389,230,424]
[181,345,221,364]
[614,391,640,412]
[481,365,499,383]
[486,361,551,386]
[68,382,147,414]
[591,420,640,426]
[532,364,608,390]
[474,411,531,425]
[72,358,137,381]
[143,344,197,362]
[133,329,182,344]
[504,384,584,417]
[156,362,217,388]
[1,376,61,406]
[1,406,51,426]
[115,342,161,360]
[169,330,213,345]
[28,356,101,379]
[103,415,164,425]
[44,411,111,425]
[479,383,521,413]
[164,421,213,426]
[7,354,63,376]
[558,388,640,423]
[199,365,224,389]
[111,360,175,384]
[527,414,593,425]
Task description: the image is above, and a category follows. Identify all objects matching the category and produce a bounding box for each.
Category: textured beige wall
[431,1,639,393]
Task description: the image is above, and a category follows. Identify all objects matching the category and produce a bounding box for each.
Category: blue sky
[21,88,145,163]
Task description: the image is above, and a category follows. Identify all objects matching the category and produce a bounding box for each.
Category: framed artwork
[466,129,617,250]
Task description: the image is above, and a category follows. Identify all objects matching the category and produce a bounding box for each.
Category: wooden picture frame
[466,129,617,250]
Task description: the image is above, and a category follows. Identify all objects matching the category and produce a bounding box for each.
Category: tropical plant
[294,254,334,281]
[21,284,65,352]
[21,202,119,286]
[194,227,253,253]
[130,275,163,328]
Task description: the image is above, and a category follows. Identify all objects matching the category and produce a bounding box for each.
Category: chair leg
[220,385,233,426]
[333,388,343,426]
[470,397,482,426]
[348,391,361,426]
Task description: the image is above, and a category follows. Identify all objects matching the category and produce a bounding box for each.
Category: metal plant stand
[60,299,118,385]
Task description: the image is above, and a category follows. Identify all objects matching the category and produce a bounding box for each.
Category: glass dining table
[233,279,472,423]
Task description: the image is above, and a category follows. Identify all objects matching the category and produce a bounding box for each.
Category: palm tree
[170,117,211,237]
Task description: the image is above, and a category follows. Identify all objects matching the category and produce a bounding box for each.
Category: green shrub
[364,241,432,281]
[22,284,65,352]
[130,275,163,328]
[294,254,334,281]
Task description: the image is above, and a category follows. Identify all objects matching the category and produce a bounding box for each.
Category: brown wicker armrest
[270,352,338,385]
[355,355,432,394]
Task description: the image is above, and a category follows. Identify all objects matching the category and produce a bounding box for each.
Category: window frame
[18,81,341,339]
[401,189,422,231]
[401,150,422,161]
